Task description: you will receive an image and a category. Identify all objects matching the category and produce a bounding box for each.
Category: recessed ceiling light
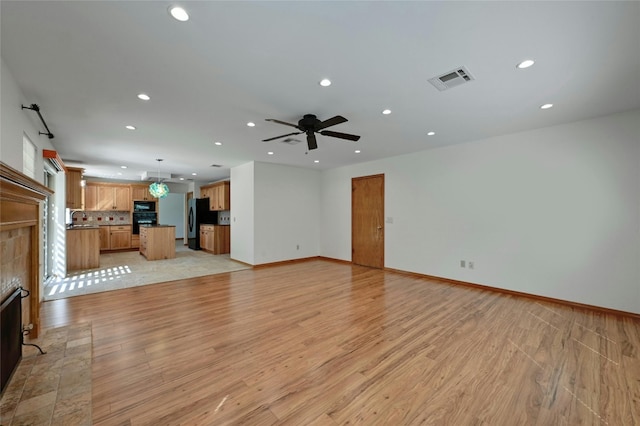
[120,165,127,169]
[137,93,150,101]
[125,125,136,130]
[355,150,361,154]
[192,172,197,176]
[319,79,331,87]
[117,172,123,176]
[179,177,185,181]
[314,160,320,163]
[169,6,189,22]
[540,103,554,109]
[427,131,436,136]
[267,151,274,155]
[247,122,256,127]
[516,59,535,69]
[214,141,223,146]
[382,109,392,115]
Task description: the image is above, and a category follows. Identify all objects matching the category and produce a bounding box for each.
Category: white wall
[320,110,640,314]
[253,162,321,265]
[1,57,57,182]
[1,56,67,298]
[230,161,321,265]
[230,162,255,264]
[158,193,185,238]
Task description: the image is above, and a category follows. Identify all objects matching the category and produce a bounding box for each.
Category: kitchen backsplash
[72,211,131,225]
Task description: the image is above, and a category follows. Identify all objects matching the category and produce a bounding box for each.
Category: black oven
[132,212,157,234]
[133,201,156,212]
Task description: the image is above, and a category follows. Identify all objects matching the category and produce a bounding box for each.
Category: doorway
[351,174,384,268]
[185,191,193,245]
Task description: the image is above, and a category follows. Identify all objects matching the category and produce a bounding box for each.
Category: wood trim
[316,256,640,319]
[384,267,640,320]
[42,149,69,173]
[0,162,53,202]
[251,256,321,269]
[318,256,352,265]
[0,162,51,338]
[229,258,254,268]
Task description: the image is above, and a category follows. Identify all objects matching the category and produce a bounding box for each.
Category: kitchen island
[66,225,100,271]
[139,225,175,261]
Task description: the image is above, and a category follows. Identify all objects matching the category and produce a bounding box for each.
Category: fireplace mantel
[1,161,53,338]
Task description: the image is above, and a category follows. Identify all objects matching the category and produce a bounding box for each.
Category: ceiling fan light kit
[263,114,360,151]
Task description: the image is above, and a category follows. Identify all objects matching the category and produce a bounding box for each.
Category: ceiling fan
[262,114,361,151]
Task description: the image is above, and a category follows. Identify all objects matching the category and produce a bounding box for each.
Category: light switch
[386,217,393,224]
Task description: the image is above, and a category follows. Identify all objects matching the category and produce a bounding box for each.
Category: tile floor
[0,323,92,425]
[45,242,250,301]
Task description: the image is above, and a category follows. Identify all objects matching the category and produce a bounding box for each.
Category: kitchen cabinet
[66,167,83,209]
[99,225,132,251]
[199,224,230,254]
[131,184,155,201]
[140,226,175,260]
[85,183,131,211]
[200,181,230,211]
[98,226,110,251]
[131,234,140,249]
[66,227,100,271]
[84,184,98,211]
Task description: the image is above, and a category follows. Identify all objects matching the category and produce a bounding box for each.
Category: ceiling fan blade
[262,131,303,142]
[314,115,347,131]
[319,130,361,141]
[265,118,300,129]
[307,132,318,150]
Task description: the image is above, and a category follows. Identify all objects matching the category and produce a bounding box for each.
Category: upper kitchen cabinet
[131,184,154,201]
[201,181,230,211]
[66,167,84,209]
[84,183,131,211]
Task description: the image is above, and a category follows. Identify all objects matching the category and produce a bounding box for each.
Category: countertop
[66,225,99,230]
[140,224,175,228]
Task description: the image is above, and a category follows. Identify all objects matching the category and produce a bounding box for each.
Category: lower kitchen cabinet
[140,226,175,260]
[199,225,230,254]
[67,228,100,271]
[99,225,132,251]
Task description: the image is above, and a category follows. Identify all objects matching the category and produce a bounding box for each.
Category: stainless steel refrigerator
[187,198,215,249]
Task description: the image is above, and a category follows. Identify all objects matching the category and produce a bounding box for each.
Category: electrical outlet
[296,244,299,250]
[468,261,474,269]
[460,260,466,268]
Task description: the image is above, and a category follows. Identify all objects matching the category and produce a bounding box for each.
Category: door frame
[185,191,193,245]
[351,173,385,268]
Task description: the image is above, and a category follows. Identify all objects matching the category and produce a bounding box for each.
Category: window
[22,133,36,179]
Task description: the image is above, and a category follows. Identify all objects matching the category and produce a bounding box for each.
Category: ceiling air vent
[210,164,223,168]
[428,66,475,91]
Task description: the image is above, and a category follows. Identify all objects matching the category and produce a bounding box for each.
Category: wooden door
[97,186,114,210]
[132,185,151,201]
[99,226,110,250]
[66,167,83,209]
[352,174,384,268]
[110,226,131,249]
[84,184,99,211]
[113,186,131,210]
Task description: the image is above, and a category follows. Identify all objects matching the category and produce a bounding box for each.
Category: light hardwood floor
[39,260,640,425]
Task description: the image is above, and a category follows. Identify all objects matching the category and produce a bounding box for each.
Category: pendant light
[149,159,170,199]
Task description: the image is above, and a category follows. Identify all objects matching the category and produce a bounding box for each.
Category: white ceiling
[2,1,639,184]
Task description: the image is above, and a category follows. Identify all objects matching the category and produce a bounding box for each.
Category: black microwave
[133,201,156,212]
